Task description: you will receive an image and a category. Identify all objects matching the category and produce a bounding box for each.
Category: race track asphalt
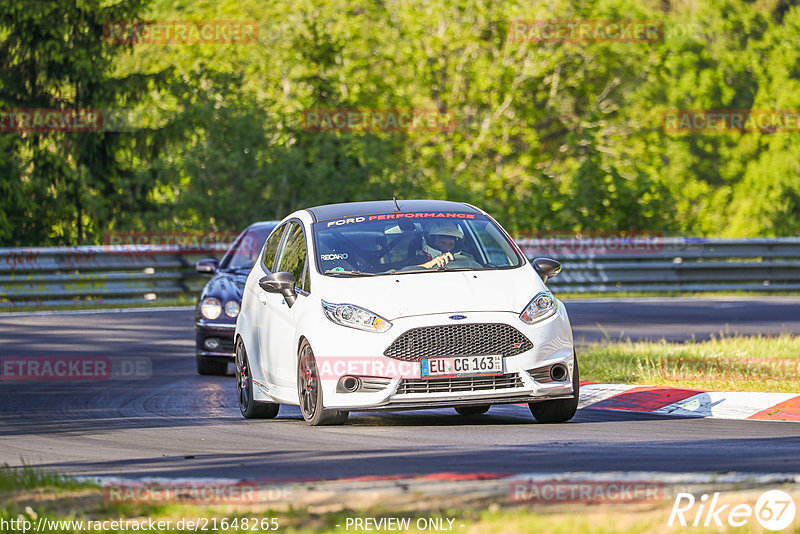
[0,298,798,480]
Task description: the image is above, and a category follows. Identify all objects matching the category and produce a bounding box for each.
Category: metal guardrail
[0,244,228,308]
[517,237,800,293]
[1,238,799,307]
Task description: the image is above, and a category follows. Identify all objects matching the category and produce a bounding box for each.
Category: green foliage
[2,0,800,244]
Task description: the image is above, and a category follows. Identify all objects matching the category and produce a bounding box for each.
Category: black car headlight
[520,292,556,324]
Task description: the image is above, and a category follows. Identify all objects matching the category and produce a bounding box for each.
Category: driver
[417,220,469,269]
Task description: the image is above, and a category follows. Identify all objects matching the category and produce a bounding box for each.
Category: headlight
[321,301,392,333]
[224,300,240,318]
[200,297,222,320]
[520,291,556,324]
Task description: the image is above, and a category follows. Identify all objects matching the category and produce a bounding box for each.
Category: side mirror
[259,272,297,307]
[196,259,218,274]
[532,257,562,283]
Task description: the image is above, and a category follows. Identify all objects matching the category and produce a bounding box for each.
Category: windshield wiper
[324,269,376,276]
[389,267,439,274]
[391,266,479,275]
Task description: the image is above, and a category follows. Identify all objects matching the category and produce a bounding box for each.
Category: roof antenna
[393,196,401,211]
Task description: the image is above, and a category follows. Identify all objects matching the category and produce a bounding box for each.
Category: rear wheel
[454,405,490,416]
[196,356,228,376]
[529,353,579,423]
[297,340,348,426]
[235,341,279,419]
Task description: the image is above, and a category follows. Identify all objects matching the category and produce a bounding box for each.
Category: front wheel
[235,341,279,419]
[297,340,348,426]
[529,353,579,423]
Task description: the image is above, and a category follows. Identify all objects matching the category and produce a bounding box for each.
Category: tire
[529,353,580,423]
[454,405,490,415]
[235,340,279,419]
[297,340,348,426]
[196,356,228,376]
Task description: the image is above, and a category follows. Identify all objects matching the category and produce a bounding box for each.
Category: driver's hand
[421,252,453,269]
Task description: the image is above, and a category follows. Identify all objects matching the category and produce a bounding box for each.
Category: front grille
[384,323,533,362]
[396,373,523,395]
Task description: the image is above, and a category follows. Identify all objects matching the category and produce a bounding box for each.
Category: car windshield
[223,227,273,271]
[312,212,523,275]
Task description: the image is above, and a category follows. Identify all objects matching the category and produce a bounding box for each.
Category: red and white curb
[579,383,800,422]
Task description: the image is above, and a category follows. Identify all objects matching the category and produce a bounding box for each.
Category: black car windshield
[223,227,274,271]
[312,212,523,275]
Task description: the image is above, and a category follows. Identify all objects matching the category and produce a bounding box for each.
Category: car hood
[318,266,545,320]
[203,271,248,301]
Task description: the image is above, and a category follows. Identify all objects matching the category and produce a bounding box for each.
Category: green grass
[581,334,800,392]
[0,296,195,313]
[0,464,95,492]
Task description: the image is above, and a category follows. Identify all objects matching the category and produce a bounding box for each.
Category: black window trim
[262,223,288,273]
[274,218,311,295]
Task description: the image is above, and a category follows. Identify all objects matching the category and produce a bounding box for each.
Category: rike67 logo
[669,490,796,530]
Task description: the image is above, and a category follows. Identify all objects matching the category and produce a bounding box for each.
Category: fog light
[550,363,568,382]
[204,337,220,350]
[337,375,362,393]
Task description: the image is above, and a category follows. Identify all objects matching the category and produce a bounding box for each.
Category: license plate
[420,355,503,379]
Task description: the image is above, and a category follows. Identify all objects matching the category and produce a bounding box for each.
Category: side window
[262,225,286,273]
[274,222,308,291]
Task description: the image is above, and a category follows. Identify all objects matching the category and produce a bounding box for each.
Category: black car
[194,221,279,375]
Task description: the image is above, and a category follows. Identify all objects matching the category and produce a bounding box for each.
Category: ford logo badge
[449,315,467,320]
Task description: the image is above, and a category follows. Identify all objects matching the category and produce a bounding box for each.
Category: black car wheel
[235,340,279,419]
[297,340,348,426]
[529,352,580,423]
[454,405,491,416]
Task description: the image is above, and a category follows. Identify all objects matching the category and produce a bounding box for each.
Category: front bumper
[309,305,575,410]
[195,321,236,359]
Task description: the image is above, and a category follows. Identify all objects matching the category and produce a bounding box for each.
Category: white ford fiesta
[234,200,578,425]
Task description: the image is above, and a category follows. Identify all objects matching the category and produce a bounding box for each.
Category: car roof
[245,220,280,231]
[305,200,481,222]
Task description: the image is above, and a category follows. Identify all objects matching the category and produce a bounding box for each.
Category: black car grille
[396,373,523,395]
[383,323,533,362]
